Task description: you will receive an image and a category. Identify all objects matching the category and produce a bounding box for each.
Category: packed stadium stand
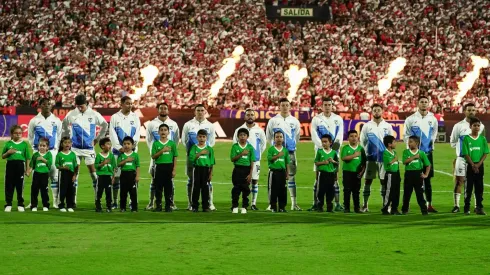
[0,0,489,113]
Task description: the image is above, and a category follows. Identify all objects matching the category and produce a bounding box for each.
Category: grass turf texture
[1,141,490,274]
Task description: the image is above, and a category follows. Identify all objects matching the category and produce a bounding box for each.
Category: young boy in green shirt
[117,136,140,212]
[401,136,430,215]
[188,129,215,212]
[381,135,401,215]
[30,138,53,212]
[152,124,179,212]
[94,138,117,213]
[340,130,366,213]
[267,131,290,213]
[461,117,488,215]
[56,137,78,212]
[2,125,32,212]
[315,135,339,212]
[230,128,255,214]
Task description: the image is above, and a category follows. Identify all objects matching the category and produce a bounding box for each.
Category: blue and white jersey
[62,107,108,150]
[28,113,62,151]
[266,114,300,152]
[404,111,438,153]
[450,118,485,157]
[232,123,267,161]
[146,116,180,151]
[360,120,394,162]
[109,110,141,155]
[310,112,344,151]
[181,118,215,153]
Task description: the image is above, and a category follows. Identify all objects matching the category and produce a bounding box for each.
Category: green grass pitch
[1,141,490,274]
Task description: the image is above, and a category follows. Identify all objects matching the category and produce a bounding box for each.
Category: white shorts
[454,157,467,177]
[72,148,96,166]
[252,161,261,181]
[364,161,386,180]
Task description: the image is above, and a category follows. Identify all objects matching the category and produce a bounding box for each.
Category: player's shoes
[464,210,470,215]
[4,206,12,212]
[31,207,38,212]
[232,207,239,214]
[361,207,369,213]
[43,207,49,212]
[120,209,126,213]
[145,204,154,211]
[307,205,317,212]
[335,204,344,211]
[154,207,163,212]
[60,208,67,212]
[251,205,259,211]
[106,209,112,213]
[202,208,211,212]
[427,206,438,213]
[381,210,390,215]
[95,208,102,213]
[112,203,118,210]
[18,206,25,212]
[171,204,179,211]
[271,209,277,213]
[53,203,59,209]
[209,204,217,211]
[451,206,460,213]
[291,204,302,211]
[475,208,487,215]
[67,208,74,212]
[192,208,199,213]
[343,209,350,213]
[241,208,247,214]
[421,211,429,216]
[391,211,402,215]
[279,209,287,213]
[317,208,324,212]
[266,205,271,211]
[187,204,193,211]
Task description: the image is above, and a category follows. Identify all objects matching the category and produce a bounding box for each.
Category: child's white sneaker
[18,206,25,212]
[67,208,74,212]
[232,207,239,214]
[4,206,12,212]
[31,207,37,212]
[43,207,49,212]
[241,208,247,214]
[60,208,67,212]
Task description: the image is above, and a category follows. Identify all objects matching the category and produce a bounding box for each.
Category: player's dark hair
[195,104,205,110]
[463,103,475,111]
[237,128,249,137]
[322,97,333,103]
[279,98,290,104]
[39,98,50,106]
[159,124,169,131]
[123,136,135,145]
[408,135,420,144]
[273,131,284,138]
[371,103,383,110]
[9,125,21,135]
[347,130,358,136]
[157,102,168,110]
[383,135,395,147]
[469,117,481,126]
[120,96,132,104]
[75,94,87,105]
[321,134,332,143]
[38,137,50,146]
[59,136,72,150]
[197,129,208,136]
[99,137,111,148]
[418,95,429,102]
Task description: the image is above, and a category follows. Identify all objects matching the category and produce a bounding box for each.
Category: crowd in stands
[0,0,489,113]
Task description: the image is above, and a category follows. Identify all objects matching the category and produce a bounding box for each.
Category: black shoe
[343,209,351,213]
[475,208,487,215]
[165,208,173,212]
[106,209,112,213]
[251,205,259,211]
[421,211,428,216]
[464,210,471,215]
[192,208,199,213]
[271,209,277,213]
[391,210,402,215]
[131,209,138,212]
[317,208,324,212]
[326,209,334,213]
[120,209,126,212]
[354,208,362,213]
[279,209,287,213]
[202,208,211,212]
[154,207,163,212]
[381,210,390,215]
[307,205,318,212]
[451,206,460,213]
[427,206,438,213]
[402,211,408,215]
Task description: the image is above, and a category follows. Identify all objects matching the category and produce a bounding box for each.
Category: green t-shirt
[230,143,255,167]
[267,146,290,170]
[383,150,399,173]
[117,152,140,172]
[2,140,31,161]
[402,149,430,171]
[95,152,117,176]
[152,140,179,164]
[340,144,366,172]
[315,148,338,173]
[462,135,489,163]
[188,145,215,167]
[30,151,53,173]
[55,151,78,173]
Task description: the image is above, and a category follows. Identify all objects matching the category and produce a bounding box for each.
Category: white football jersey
[310,112,344,151]
[450,118,485,157]
[360,119,394,162]
[109,110,141,154]
[404,111,438,153]
[266,114,300,152]
[146,116,180,150]
[28,113,62,151]
[62,107,108,150]
[181,118,215,152]
[232,123,267,161]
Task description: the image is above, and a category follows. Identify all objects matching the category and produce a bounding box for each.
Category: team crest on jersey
[384,128,390,134]
[334,120,339,125]
[88,118,93,122]
[428,121,433,126]
[51,122,56,126]
[130,121,134,125]
[290,123,295,128]
[256,133,260,138]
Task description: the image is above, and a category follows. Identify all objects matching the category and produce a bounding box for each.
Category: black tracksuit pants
[154,163,174,209]
[382,171,401,212]
[342,171,361,211]
[31,171,50,209]
[120,170,138,211]
[268,169,287,211]
[402,170,428,213]
[231,166,251,208]
[96,175,113,210]
[316,171,336,211]
[4,160,25,207]
[465,166,484,211]
[191,166,210,210]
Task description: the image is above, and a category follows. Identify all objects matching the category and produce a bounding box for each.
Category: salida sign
[280,8,313,17]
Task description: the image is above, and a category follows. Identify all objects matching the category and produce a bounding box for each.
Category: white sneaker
[60,208,67,212]
[291,204,302,211]
[241,208,247,214]
[187,205,193,211]
[209,204,217,211]
[26,203,31,208]
[43,207,49,212]
[361,207,370,213]
[67,208,74,212]
[266,205,271,211]
[32,207,38,212]
[4,206,12,212]
[171,204,179,211]
[53,203,59,209]
[18,206,25,212]
[232,207,239,214]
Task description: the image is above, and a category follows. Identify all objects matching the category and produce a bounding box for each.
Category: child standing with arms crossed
[267,131,290,213]
[340,130,366,213]
[117,136,140,212]
[94,138,117,213]
[56,137,78,212]
[315,135,339,212]
[461,117,488,215]
[152,124,178,212]
[2,125,31,212]
[230,128,255,214]
[381,135,402,215]
[30,137,52,211]
[401,136,430,215]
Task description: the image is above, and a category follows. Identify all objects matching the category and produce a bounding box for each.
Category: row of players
[2,95,486,214]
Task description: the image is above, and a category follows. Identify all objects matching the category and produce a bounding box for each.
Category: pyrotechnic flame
[377,57,407,96]
[285,65,308,101]
[208,46,244,103]
[130,65,160,101]
[453,56,489,106]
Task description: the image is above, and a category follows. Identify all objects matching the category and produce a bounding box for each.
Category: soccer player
[28,98,62,208]
[401,136,430,215]
[314,134,339,212]
[449,103,485,212]
[62,94,108,206]
[29,138,53,211]
[404,96,439,212]
[108,96,140,209]
[182,104,216,210]
[381,135,401,215]
[232,109,266,210]
[266,98,301,211]
[359,103,394,212]
[267,131,290,213]
[2,125,31,212]
[230,128,255,214]
[310,97,344,211]
[117,136,140,212]
[94,138,117,213]
[461,117,488,215]
[340,130,366,213]
[188,129,215,212]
